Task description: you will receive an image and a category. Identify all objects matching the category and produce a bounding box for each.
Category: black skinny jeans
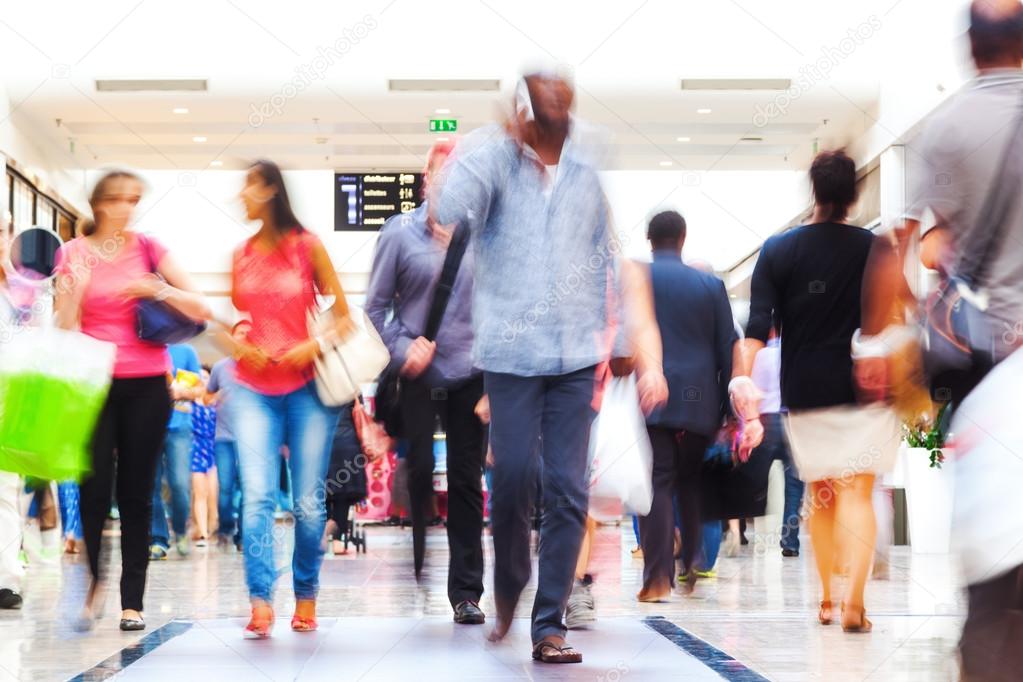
[401,375,485,607]
[81,375,171,611]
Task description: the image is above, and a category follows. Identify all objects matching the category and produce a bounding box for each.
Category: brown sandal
[531,639,583,664]
[818,600,833,625]
[841,603,873,633]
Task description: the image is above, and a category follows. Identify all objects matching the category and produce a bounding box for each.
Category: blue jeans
[762,413,805,552]
[234,381,339,602]
[485,366,599,643]
[700,520,722,570]
[151,427,194,548]
[215,440,241,541]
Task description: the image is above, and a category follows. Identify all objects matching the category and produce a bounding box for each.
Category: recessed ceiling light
[435,108,451,114]
[173,107,189,114]
[697,108,712,114]
[192,136,207,143]
[659,160,673,167]
[210,160,223,166]
[676,136,691,142]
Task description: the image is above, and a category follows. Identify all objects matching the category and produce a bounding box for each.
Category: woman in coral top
[229,160,354,639]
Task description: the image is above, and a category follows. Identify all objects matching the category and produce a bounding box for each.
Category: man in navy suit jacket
[638,210,738,602]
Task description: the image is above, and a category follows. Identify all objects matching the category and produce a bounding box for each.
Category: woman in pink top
[227,160,353,639]
[54,170,210,633]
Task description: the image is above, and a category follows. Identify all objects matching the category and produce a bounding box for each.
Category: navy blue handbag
[135,234,207,344]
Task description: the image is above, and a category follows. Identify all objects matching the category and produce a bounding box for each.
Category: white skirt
[784,404,901,483]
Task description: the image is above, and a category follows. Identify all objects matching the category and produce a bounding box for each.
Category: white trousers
[0,471,23,590]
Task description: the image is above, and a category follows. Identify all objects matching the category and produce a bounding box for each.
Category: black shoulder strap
[957,92,1023,286]
[423,220,469,342]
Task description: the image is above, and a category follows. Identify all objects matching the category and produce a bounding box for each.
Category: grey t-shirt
[208,357,238,442]
[907,69,1023,326]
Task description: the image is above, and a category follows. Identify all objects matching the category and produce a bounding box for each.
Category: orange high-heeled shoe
[244,603,275,639]
[291,599,317,632]
[818,600,833,625]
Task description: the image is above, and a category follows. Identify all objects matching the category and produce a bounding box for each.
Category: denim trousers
[761,413,805,551]
[151,427,194,548]
[214,440,241,541]
[485,366,599,643]
[233,381,339,602]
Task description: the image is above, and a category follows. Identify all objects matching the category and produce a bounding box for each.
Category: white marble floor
[0,522,964,681]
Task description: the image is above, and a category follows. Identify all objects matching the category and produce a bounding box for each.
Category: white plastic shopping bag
[950,348,1023,585]
[588,375,653,516]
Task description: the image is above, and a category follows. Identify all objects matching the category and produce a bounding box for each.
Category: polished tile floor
[0,521,964,681]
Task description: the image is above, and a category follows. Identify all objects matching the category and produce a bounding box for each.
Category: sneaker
[453,600,486,625]
[565,579,596,630]
[693,569,717,579]
[175,536,191,557]
[0,588,23,610]
[149,545,168,561]
[781,548,799,558]
[195,537,208,549]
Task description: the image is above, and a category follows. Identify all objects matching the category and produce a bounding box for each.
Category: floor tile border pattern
[643,616,770,682]
[68,620,194,682]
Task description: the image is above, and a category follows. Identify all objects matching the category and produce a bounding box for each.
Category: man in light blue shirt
[434,72,665,662]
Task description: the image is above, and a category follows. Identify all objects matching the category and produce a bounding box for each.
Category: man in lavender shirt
[365,140,486,626]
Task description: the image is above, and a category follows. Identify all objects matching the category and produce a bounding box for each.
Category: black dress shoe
[120,617,146,631]
[453,600,486,625]
[781,548,799,558]
[0,588,23,610]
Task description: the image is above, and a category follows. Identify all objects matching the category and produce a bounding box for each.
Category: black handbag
[135,234,207,345]
[923,96,1023,392]
[373,221,471,437]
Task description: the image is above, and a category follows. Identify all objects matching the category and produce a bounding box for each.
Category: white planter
[904,447,954,554]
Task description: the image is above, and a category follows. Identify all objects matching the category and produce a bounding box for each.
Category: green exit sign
[429,119,457,132]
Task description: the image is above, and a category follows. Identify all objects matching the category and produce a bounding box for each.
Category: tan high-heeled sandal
[818,600,833,625]
[840,602,873,633]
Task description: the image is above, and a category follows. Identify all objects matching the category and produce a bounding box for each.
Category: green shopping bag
[0,327,116,482]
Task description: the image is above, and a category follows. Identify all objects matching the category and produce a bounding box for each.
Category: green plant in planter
[903,403,949,469]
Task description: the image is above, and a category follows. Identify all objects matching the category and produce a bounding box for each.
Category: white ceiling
[0,0,906,172]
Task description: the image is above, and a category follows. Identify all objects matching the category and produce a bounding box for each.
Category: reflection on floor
[0,523,963,681]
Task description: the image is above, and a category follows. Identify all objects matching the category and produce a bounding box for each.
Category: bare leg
[807,480,837,621]
[206,468,219,537]
[191,473,208,540]
[575,516,596,580]
[834,474,876,625]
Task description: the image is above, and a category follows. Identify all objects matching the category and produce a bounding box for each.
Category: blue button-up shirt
[434,125,622,377]
[365,203,476,387]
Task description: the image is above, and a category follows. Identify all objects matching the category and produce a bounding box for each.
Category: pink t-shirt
[233,230,319,396]
[56,234,171,378]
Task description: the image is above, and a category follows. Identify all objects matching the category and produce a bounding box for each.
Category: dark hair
[79,169,144,237]
[248,159,303,233]
[647,210,687,250]
[809,149,857,222]
[970,2,1023,65]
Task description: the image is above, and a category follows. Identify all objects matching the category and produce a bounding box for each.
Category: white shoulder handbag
[308,307,390,406]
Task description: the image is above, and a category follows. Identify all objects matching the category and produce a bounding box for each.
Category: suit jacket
[645,251,737,436]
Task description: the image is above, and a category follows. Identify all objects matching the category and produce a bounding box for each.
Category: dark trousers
[641,427,710,589]
[960,563,1023,681]
[401,375,485,607]
[81,376,171,611]
[485,366,599,643]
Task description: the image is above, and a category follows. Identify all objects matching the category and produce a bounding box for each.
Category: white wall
[0,87,88,213]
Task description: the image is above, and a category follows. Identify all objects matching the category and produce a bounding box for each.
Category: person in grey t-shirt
[209,320,251,548]
[861,4,1023,678]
